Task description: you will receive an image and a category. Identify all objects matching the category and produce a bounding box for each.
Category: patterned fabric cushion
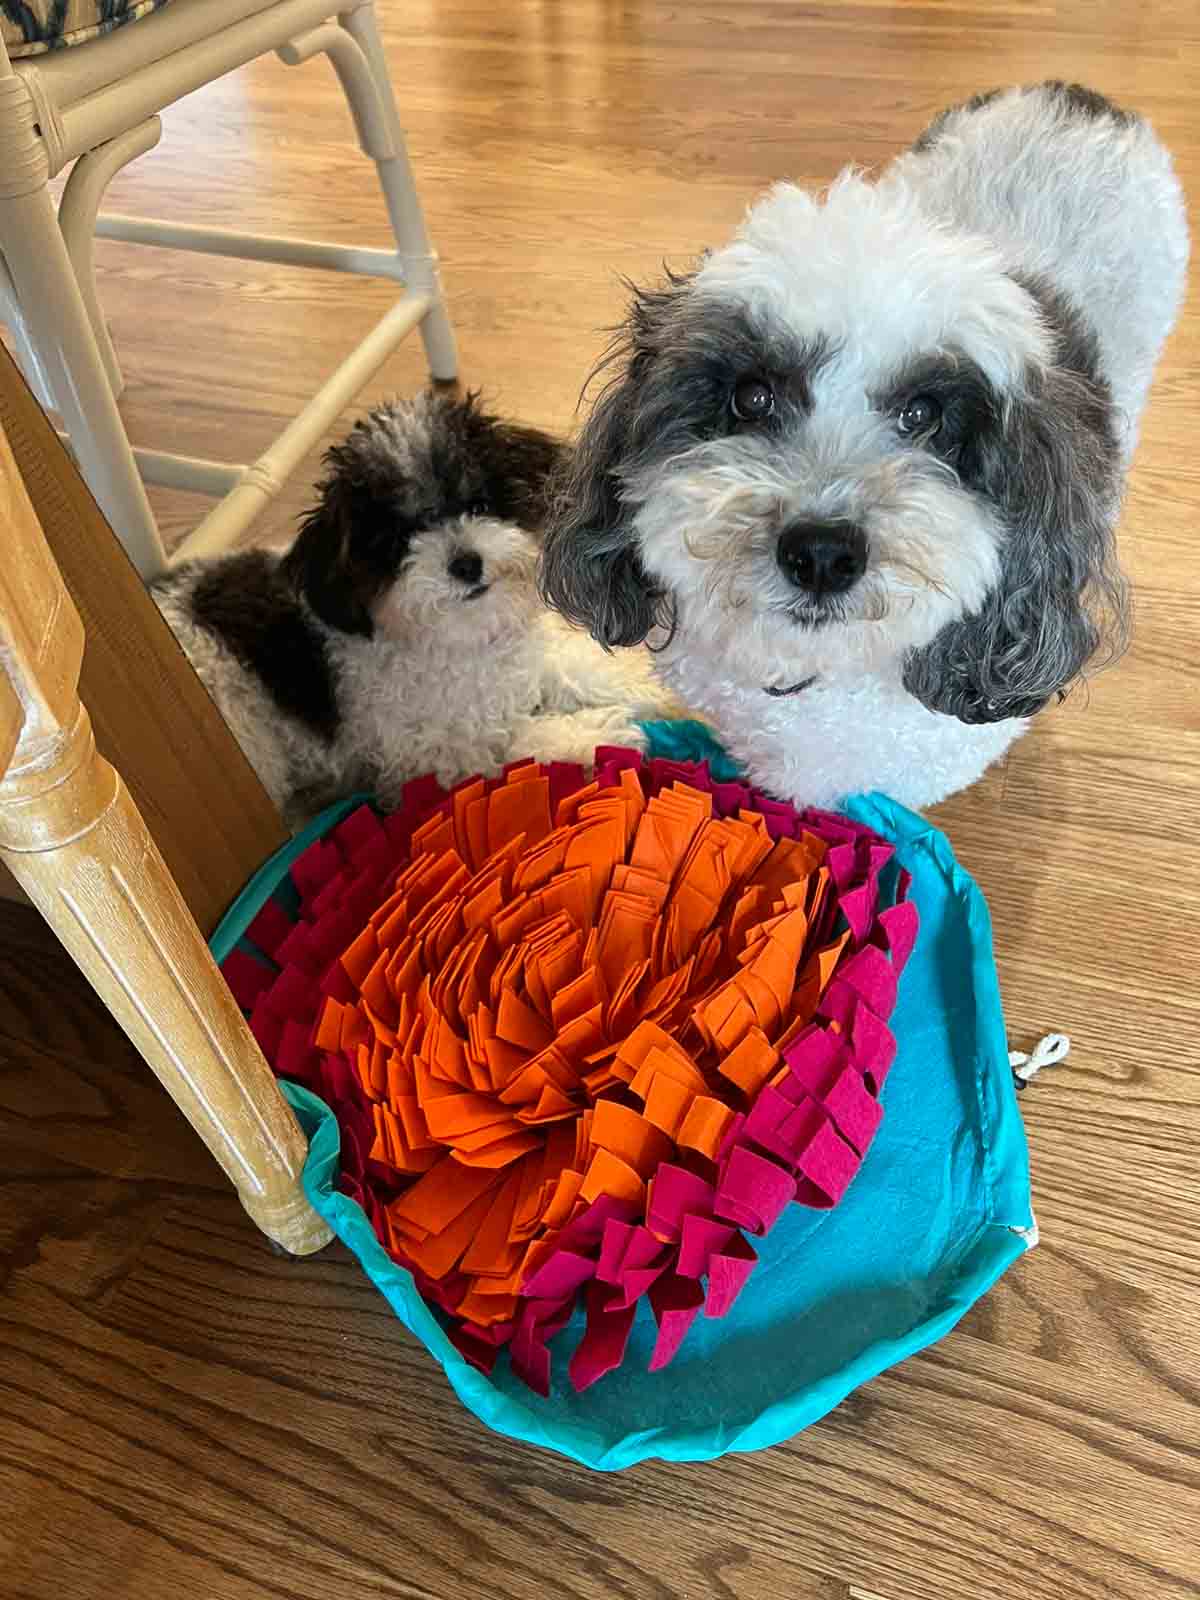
[2,0,173,59]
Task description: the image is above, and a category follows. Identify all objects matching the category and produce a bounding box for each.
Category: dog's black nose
[776,521,867,597]
[448,551,484,586]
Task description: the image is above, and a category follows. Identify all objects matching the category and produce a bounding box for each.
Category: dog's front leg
[538,628,680,720]
[518,707,649,768]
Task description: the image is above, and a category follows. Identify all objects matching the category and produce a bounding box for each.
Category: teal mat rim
[210,782,1033,1470]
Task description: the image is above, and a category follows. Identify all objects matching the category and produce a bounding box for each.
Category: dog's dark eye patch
[637,308,827,451]
[879,354,999,464]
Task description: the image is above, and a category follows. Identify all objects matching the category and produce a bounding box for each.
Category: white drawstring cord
[1009,1032,1071,1088]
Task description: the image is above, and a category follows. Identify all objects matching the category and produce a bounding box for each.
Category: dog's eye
[897,394,942,436]
[731,376,775,423]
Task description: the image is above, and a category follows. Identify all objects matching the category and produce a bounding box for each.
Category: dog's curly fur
[540,81,1188,810]
[154,392,676,828]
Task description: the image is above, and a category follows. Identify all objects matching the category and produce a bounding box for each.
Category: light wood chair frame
[0,404,332,1255]
[0,0,457,581]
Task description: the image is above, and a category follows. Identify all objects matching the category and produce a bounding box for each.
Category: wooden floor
[4,2,1199,1597]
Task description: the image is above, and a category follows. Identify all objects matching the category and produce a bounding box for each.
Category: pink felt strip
[263,963,322,1023]
[220,949,276,1010]
[248,997,284,1059]
[290,838,343,901]
[704,1231,758,1318]
[648,1274,705,1371]
[595,1219,662,1285]
[569,1282,638,1391]
[521,1248,597,1301]
[794,1119,860,1208]
[877,900,919,972]
[646,1165,716,1242]
[834,943,898,1017]
[714,1146,797,1235]
[837,880,877,944]
[851,1004,897,1093]
[823,1066,884,1155]
[243,897,295,960]
[676,1214,740,1279]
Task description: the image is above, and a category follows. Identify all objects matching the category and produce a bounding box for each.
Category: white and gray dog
[540,81,1188,810]
[155,393,673,827]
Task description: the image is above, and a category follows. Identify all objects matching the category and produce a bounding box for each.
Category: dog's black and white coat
[540,82,1188,809]
[155,394,675,827]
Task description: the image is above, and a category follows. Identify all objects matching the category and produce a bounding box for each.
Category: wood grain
[2,1,1198,1597]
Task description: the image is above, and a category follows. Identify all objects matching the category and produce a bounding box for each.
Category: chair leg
[338,1,459,382]
[0,178,167,578]
[58,117,164,403]
[0,420,331,1257]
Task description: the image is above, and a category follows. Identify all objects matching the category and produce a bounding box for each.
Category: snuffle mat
[212,724,1034,1471]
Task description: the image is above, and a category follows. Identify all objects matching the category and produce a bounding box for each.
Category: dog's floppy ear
[903,313,1130,725]
[281,447,394,637]
[539,279,687,646]
[474,411,566,533]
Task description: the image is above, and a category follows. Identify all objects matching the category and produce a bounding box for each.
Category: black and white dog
[540,82,1188,809]
[155,393,674,827]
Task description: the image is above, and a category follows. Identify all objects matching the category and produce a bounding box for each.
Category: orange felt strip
[550,965,606,1030]
[511,1145,554,1239]
[734,967,783,1033]
[369,1103,388,1165]
[617,765,647,846]
[490,895,539,951]
[719,1027,779,1097]
[503,760,541,785]
[455,1290,520,1328]
[537,866,594,933]
[402,1183,499,1279]
[411,812,457,861]
[554,780,600,829]
[367,1037,389,1097]
[388,1155,501,1238]
[609,862,670,908]
[369,883,407,931]
[428,1012,474,1088]
[590,1098,676,1178]
[340,923,380,987]
[677,1095,734,1160]
[487,775,551,854]
[514,1082,578,1125]
[628,1043,707,1102]
[354,1044,375,1102]
[450,1128,543,1168]
[362,990,399,1046]
[641,1071,692,1139]
[541,1166,585,1231]
[393,1091,435,1153]
[452,778,487,865]
[462,875,506,933]
[313,997,346,1052]
[483,1032,527,1087]
[496,987,554,1052]
[554,1003,606,1065]
[579,1146,646,1210]
[512,833,570,894]
[565,819,627,921]
[422,1092,513,1141]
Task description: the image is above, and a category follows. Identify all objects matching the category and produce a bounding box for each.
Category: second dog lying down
[155,393,675,828]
